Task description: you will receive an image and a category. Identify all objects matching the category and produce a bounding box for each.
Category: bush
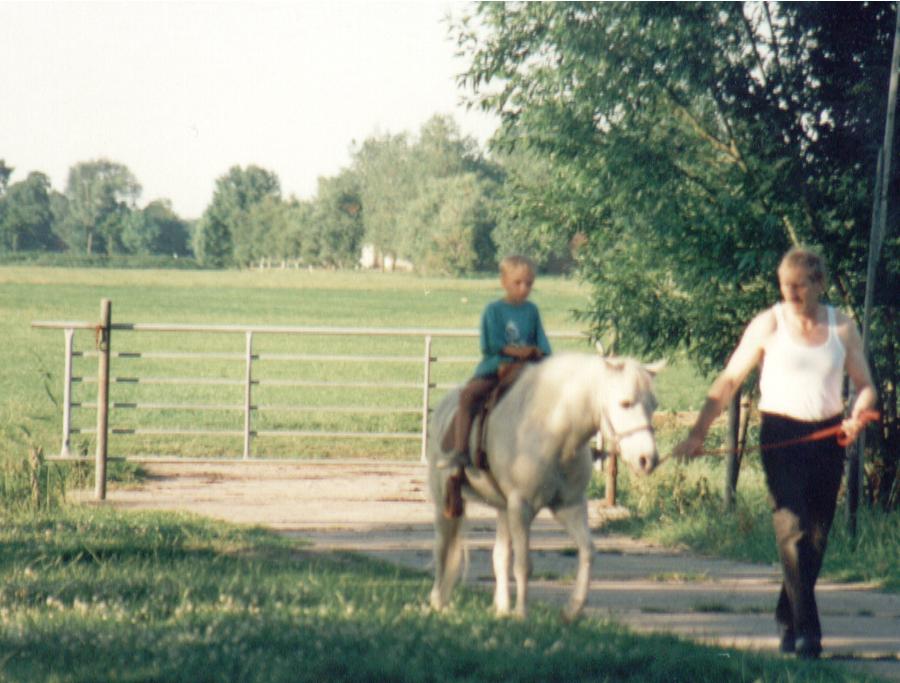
[0,251,203,269]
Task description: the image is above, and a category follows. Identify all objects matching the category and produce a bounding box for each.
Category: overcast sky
[0,1,498,219]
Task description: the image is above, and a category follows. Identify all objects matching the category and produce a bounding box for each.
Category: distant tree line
[0,115,577,274]
[0,158,192,261]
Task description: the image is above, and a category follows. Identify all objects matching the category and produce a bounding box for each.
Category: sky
[0,1,498,219]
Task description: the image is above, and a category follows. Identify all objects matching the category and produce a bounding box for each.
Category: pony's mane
[511,352,655,408]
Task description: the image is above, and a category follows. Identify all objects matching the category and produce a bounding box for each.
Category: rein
[666,409,881,463]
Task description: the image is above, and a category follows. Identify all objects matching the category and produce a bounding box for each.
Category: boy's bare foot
[436,451,467,469]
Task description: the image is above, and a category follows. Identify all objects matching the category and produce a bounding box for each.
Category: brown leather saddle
[442,362,528,518]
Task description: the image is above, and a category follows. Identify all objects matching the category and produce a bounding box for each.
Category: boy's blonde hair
[779,246,827,284]
[499,255,536,277]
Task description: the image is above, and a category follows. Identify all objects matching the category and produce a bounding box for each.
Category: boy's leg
[437,376,497,469]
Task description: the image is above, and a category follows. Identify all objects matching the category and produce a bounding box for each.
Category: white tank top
[758,304,845,421]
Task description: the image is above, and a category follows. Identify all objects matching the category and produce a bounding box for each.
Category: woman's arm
[674,310,772,458]
[838,313,877,443]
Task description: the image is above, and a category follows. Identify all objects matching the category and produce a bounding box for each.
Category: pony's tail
[430,508,467,611]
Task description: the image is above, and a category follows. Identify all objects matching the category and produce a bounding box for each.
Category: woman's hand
[839,410,879,446]
[672,433,704,463]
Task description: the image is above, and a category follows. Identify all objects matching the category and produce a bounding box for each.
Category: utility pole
[848,6,900,536]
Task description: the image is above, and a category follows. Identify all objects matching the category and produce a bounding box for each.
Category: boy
[437,255,552,469]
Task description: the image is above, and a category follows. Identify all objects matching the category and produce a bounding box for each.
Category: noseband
[600,409,655,454]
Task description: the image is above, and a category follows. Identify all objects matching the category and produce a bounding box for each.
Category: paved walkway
[96,460,900,681]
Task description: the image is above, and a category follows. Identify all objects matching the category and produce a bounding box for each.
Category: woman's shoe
[778,624,796,653]
[795,636,822,659]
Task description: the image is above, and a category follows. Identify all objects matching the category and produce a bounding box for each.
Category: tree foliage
[122,199,192,256]
[351,115,501,272]
[455,1,898,505]
[56,159,141,255]
[194,165,281,267]
[0,172,57,252]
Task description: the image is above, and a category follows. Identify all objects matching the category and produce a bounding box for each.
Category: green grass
[1,264,704,486]
[0,507,876,683]
[594,447,900,592]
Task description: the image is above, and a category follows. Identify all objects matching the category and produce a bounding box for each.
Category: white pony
[427,352,662,621]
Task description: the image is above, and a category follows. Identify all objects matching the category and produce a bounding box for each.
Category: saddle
[442,361,528,518]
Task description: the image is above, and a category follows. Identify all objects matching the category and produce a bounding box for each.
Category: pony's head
[597,357,664,476]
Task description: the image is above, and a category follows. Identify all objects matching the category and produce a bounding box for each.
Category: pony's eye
[620,400,634,409]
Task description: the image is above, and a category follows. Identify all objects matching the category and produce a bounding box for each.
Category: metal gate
[33,299,586,499]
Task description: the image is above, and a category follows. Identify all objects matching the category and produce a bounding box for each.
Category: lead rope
[658,409,880,466]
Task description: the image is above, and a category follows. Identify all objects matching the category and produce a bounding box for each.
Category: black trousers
[760,412,845,642]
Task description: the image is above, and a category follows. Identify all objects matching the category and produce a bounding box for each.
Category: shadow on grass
[0,507,872,683]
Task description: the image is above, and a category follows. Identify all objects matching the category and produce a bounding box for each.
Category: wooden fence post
[95,299,111,500]
[605,451,618,507]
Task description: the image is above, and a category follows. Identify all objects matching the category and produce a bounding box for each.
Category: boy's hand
[526,346,543,361]
[505,345,542,361]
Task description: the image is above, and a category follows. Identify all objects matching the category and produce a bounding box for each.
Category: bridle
[599,406,655,455]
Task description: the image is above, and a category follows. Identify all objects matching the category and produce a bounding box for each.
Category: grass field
[0,507,875,683]
[2,265,706,464]
[4,265,897,594]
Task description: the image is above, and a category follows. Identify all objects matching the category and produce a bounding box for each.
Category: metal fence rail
[32,299,586,498]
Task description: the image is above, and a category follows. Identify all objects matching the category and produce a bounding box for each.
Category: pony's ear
[594,340,606,356]
[644,359,667,376]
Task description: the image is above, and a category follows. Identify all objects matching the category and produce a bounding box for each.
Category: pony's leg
[492,512,512,615]
[553,502,594,622]
[430,510,463,611]
[507,492,535,619]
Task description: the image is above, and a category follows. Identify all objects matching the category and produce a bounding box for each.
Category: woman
[674,246,877,659]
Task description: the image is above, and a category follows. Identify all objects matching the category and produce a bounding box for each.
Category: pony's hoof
[429,590,446,612]
[561,606,582,624]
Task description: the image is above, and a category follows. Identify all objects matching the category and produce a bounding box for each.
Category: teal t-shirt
[474,299,552,378]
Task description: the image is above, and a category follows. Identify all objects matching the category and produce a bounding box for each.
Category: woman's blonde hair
[779,246,827,284]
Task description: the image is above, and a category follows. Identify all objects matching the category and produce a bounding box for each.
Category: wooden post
[95,299,111,500]
[850,9,899,533]
[605,451,618,507]
[724,391,741,510]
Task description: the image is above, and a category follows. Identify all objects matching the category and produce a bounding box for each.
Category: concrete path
[95,460,900,681]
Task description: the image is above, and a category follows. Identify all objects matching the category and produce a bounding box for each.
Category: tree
[456,2,899,505]
[491,149,579,273]
[398,173,496,274]
[121,199,191,256]
[311,171,365,267]
[351,132,416,267]
[350,115,501,271]
[57,160,141,254]
[0,171,57,252]
[0,160,12,196]
[194,165,280,267]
